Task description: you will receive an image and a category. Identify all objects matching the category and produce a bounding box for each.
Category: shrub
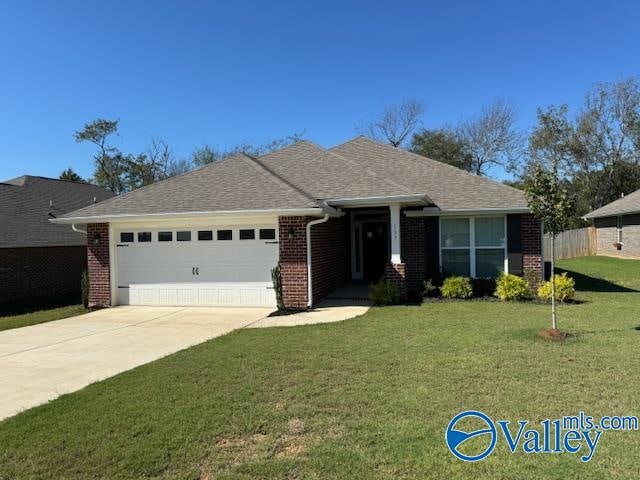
[472,277,497,298]
[81,270,89,309]
[423,278,439,297]
[441,276,473,299]
[537,273,576,302]
[271,264,284,310]
[495,274,530,301]
[369,279,400,305]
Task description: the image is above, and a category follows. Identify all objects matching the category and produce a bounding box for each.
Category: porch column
[390,204,402,264]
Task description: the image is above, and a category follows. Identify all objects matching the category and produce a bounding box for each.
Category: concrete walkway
[0,303,369,421]
[247,302,370,328]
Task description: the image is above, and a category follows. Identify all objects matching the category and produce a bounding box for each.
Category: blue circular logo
[446,410,497,462]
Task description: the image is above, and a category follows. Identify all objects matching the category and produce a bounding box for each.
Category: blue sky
[0,0,638,181]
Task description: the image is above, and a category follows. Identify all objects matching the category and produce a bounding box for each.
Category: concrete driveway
[0,306,271,421]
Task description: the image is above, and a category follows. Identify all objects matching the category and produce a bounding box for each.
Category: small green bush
[271,264,284,310]
[537,273,576,302]
[81,270,89,309]
[369,280,400,306]
[423,279,439,297]
[495,274,530,301]
[472,277,497,298]
[441,276,473,299]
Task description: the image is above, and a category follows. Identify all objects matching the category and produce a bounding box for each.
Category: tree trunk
[551,236,557,330]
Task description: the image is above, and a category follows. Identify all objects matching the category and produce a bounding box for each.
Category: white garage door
[115,225,279,307]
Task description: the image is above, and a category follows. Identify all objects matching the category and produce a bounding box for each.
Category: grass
[0,304,86,332]
[0,256,639,479]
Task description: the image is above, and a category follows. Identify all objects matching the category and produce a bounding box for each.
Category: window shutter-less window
[506,214,523,275]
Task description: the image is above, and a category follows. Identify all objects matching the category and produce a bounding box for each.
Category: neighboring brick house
[584,188,640,259]
[52,137,543,310]
[0,176,114,306]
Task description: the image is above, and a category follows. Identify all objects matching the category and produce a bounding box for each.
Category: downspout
[71,223,87,235]
[306,214,330,308]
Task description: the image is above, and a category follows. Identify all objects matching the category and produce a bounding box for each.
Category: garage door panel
[121,283,275,307]
[115,226,279,307]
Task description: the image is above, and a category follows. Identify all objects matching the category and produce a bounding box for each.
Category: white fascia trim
[50,208,328,224]
[324,194,432,207]
[405,207,530,217]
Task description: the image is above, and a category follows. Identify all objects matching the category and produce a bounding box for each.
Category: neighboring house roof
[583,188,640,219]
[57,136,529,222]
[0,176,114,248]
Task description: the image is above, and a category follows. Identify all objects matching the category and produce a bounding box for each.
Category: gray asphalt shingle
[58,136,529,221]
[60,154,320,219]
[329,137,527,210]
[0,176,114,247]
[584,188,640,219]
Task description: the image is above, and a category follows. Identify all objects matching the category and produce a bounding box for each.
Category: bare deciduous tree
[458,99,522,176]
[360,99,425,147]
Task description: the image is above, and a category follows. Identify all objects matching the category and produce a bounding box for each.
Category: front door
[362,221,388,282]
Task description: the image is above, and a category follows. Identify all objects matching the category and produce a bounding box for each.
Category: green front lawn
[1,256,639,479]
[0,304,86,332]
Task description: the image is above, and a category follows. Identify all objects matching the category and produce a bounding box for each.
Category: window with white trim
[440,217,507,278]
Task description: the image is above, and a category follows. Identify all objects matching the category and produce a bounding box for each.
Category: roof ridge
[328,135,368,151]
[76,152,249,211]
[258,139,316,158]
[337,135,526,195]
[245,154,321,206]
[321,142,418,196]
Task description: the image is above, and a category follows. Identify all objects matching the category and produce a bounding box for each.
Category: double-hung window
[440,217,507,278]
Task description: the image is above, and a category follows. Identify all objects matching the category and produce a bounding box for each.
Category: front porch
[278,208,543,310]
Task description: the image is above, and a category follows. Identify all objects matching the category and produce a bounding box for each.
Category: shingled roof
[60,154,321,220]
[584,188,640,219]
[0,176,113,248]
[329,137,527,210]
[57,137,529,221]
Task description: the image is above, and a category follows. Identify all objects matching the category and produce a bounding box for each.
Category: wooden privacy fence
[543,226,596,261]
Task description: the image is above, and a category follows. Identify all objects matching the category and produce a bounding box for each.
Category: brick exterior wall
[278,216,349,309]
[0,246,87,305]
[384,262,407,298]
[521,214,543,288]
[400,214,427,293]
[87,223,111,309]
[397,213,542,293]
[595,215,640,259]
[278,216,309,309]
[310,217,348,303]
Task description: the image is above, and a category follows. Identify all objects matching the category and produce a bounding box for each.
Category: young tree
[359,99,425,147]
[458,99,522,176]
[524,162,573,330]
[410,128,473,170]
[59,168,86,183]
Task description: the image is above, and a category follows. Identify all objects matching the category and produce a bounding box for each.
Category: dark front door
[362,221,388,282]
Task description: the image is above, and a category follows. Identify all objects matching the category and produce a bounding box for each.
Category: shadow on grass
[556,268,638,293]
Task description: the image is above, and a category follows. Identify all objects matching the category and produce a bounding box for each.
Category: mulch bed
[537,328,570,341]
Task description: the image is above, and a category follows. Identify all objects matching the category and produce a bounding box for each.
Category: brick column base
[87,223,111,309]
[385,262,407,300]
[521,214,543,291]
